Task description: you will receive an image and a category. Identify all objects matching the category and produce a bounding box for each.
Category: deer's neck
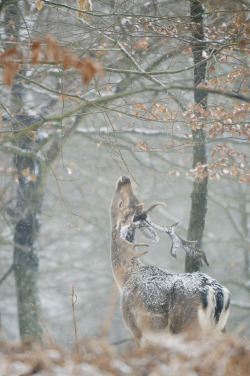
[110,225,139,291]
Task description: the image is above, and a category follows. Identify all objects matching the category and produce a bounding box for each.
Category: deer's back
[122,266,231,338]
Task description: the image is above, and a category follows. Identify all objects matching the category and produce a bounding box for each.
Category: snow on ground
[0,331,249,376]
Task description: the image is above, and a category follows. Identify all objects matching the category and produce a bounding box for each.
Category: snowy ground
[0,331,249,376]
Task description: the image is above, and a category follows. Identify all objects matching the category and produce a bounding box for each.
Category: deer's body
[110,176,231,346]
[122,266,230,341]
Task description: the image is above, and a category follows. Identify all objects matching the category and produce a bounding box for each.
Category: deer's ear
[139,221,159,243]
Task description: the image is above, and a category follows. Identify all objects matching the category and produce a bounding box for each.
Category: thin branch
[0,264,14,286]
[1,142,46,163]
[17,73,83,101]
[171,84,250,103]
[115,39,164,87]
[8,41,229,77]
[42,0,246,20]
[208,194,245,241]
[104,43,234,77]
[7,83,248,142]
[41,1,186,20]
[106,35,185,110]
[71,283,79,353]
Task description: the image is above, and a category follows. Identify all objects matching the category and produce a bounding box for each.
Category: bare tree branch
[0,264,14,286]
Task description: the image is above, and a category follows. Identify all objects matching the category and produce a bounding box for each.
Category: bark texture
[13,147,43,341]
[4,0,42,341]
[186,0,208,273]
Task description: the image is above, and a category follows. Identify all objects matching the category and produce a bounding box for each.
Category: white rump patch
[215,288,230,331]
[198,287,215,330]
[198,286,231,332]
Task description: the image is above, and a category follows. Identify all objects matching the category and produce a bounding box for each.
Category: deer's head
[110,176,143,230]
[110,176,161,244]
[110,176,209,266]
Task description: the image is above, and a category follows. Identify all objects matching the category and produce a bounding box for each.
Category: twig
[38,332,44,348]
[0,264,14,286]
[101,281,118,338]
[71,283,79,353]
[32,304,54,347]
[7,82,249,143]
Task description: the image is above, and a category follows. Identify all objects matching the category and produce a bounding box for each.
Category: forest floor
[0,331,249,376]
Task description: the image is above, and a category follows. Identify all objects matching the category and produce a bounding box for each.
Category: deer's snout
[121,175,130,184]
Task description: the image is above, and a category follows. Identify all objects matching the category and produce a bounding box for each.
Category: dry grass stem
[71,283,79,353]
[32,304,54,348]
[101,281,118,339]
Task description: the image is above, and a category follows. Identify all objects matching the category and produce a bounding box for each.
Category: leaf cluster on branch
[0,36,103,86]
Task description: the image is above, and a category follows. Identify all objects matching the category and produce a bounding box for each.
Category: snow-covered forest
[0,0,249,367]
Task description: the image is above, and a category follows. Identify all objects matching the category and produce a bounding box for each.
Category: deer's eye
[119,201,123,208]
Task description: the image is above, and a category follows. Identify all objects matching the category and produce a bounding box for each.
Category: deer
[110,175,231,347]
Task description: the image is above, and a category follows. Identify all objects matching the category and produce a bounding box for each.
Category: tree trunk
[4,0,42,341]
[185,0,208,273]
[13,148,43,341]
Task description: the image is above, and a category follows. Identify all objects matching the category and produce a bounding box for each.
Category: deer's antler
[145,202,167,214]
[120,201,209,267]
[145,218,209,267]
[130,203,209,267]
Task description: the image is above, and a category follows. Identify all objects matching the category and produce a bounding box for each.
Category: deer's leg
[122,306,142,348]
[129,322,142,348]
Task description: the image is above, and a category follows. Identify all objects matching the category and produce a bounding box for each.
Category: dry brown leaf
[28,130,38,140]
[0,47,17,63]
[77,57,103,84]
[81,58,96,84]
[31,39,41,63]
[45,34,62,64]
[3,60,19,86]
[77,0,91,20]
[2,62,13,86]
[35,0,43,11]
[145,114,155,120]
[135,139,151,151]
[63,52,76,70]
[136,37,149,50]
[21,168,30,177]
[93,61,104,79]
